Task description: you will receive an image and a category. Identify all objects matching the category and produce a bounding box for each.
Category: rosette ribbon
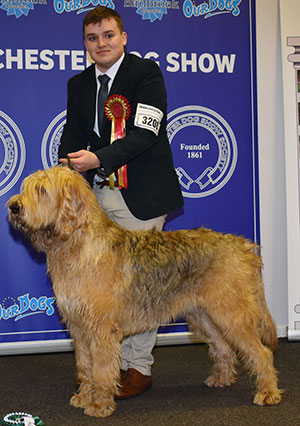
[1,412,45,426]
[104,95,131,190]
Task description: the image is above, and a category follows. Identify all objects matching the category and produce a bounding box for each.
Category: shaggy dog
[7,166,282,417]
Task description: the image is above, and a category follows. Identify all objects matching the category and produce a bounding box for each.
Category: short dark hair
[83,7,124,36]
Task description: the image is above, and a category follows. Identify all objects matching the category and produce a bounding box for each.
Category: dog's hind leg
[83,319,122,418]
[204,303,282,405]
[186,307,238,388]
[231,330,281,405]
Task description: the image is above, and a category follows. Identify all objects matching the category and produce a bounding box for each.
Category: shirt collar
[95,52,125,83]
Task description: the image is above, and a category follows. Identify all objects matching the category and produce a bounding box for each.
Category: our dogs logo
[0,294,55,321]
[41,111,66,169]
[0,111,26,197]
[167,106,237,198]
[53,0,114,14]
[182,0,241,19]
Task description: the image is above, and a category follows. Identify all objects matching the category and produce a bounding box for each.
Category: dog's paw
[84,400,116,418]
[70,392,90,409]
[205,374,235,388]
[253,389,283,406]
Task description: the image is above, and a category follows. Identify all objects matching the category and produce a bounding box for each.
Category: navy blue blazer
[58,53,183,220]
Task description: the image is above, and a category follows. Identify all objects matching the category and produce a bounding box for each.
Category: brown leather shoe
[118,368,152,399]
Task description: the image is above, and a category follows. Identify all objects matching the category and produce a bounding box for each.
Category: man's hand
[59,150,100,173]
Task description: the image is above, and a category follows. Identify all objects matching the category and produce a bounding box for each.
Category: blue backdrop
[0,0,259,351]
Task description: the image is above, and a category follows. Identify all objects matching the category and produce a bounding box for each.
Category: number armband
[134,103,164,136]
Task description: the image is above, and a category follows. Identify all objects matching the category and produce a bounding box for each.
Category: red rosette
[104,95,131,190]
[104,95,131,121]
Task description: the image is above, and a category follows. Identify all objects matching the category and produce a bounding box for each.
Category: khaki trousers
[93,184,166,375]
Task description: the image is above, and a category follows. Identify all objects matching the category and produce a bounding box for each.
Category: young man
[59,6,183,399]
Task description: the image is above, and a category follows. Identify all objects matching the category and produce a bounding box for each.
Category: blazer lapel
[83,64,98,132]
[109,53,131,96]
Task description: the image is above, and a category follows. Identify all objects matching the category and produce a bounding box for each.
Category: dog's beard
[28,226,56,252]
[9,212,56,252]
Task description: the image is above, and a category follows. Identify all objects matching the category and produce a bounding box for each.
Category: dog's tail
[255,270,278,351]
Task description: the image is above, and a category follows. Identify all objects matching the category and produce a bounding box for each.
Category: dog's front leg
[69,325,93,409]
[84,320,122,418]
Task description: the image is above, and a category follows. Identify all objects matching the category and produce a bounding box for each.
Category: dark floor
[0,339,299,426]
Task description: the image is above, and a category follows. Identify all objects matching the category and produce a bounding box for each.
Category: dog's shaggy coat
[7,166,282,417]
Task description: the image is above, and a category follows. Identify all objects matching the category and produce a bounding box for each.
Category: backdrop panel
[0,0,259,353]
[280,0,300,341]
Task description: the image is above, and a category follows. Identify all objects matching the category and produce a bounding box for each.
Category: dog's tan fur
[7,166,282,417]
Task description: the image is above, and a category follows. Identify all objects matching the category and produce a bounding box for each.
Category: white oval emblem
[0,111,26,196]
[167,105,238,198]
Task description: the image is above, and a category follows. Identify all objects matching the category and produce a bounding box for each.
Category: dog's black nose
[10,203,20,215]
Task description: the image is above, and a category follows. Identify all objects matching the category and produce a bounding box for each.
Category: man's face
[84,18,127,72]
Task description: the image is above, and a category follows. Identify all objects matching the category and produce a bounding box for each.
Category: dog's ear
[55,172,89,240]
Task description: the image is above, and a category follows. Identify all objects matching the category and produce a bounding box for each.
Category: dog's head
[7,166,93,251]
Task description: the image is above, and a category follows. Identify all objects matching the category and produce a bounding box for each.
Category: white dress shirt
[93,52,125,137]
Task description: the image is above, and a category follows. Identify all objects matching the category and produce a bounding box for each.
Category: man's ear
[122,32,127,47]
